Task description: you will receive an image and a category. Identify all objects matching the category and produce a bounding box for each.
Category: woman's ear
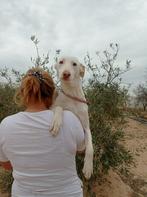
[80,64,85,78]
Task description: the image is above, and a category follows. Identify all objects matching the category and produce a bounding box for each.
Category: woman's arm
[0,120,12,170]
[0,161,12,170]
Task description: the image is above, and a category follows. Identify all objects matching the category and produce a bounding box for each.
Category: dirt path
[94,118,147,197]
[123,118,147,196]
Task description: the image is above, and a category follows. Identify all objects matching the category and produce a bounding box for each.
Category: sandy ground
[0,118,147,197]
[94,118,147,197]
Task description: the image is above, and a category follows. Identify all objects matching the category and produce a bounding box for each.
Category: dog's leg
[50,106,63,136]
[79,113,93,179]
[82,127,93,179]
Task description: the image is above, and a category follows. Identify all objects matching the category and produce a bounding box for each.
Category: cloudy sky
[0,0,147,92]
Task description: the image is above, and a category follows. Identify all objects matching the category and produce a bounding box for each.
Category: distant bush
[0,83,20,122]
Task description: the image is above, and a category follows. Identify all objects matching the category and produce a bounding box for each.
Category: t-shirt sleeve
[74,118,85,152]
[66,111,85,152]
[0,121,9,162]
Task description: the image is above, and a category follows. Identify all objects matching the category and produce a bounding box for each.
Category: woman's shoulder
[1,113,20,126]
[63,110,80,122]
[63,110,83,131]
[0,110,54,132]
[62,111,85,151]
[0,113,21,137]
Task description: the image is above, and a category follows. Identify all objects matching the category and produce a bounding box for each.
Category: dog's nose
[63,71,71,78]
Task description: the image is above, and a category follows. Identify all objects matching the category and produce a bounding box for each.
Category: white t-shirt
[0,110,85,197]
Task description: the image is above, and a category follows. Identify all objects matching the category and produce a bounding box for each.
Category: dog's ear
[80,64,85,78]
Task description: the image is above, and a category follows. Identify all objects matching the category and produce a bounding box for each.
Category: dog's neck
[61,79,85,98]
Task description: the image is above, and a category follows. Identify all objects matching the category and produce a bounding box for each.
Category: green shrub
[0,83,20,122]
[0,168,13,194]
[76,82,133,196]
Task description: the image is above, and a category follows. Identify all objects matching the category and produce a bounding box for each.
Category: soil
[94,118,147,197]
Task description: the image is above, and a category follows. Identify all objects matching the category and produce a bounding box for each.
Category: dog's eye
[73,62,77,66]
[59,60,64,64]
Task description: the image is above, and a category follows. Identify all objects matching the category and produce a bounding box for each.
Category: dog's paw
[50,126,59,137]
[50,118,62,136]
[82,160,93,180]
[82,159,93,180]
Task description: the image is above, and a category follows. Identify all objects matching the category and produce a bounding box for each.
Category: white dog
[51,57,93,179]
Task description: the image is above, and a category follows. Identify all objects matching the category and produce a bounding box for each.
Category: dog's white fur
[51,57,93,179]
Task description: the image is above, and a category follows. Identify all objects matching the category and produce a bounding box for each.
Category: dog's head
[54,57,85,82]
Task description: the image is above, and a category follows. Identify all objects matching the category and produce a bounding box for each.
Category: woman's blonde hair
[15,67,55,108]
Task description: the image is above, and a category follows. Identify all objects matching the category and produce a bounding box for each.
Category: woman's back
[0,110,84,197]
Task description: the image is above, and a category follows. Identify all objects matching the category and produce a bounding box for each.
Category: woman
[0,67,85,197]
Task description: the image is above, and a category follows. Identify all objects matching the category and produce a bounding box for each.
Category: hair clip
[28,71,44,82]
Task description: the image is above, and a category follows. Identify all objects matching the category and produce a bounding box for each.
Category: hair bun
[15,67,55,108]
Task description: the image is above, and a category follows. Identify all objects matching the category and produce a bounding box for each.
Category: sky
[0,0,147,93]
